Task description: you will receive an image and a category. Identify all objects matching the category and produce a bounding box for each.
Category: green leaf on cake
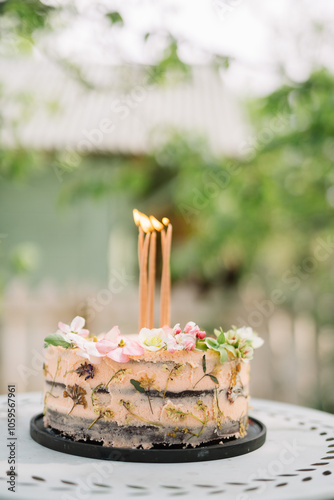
[44,333,71,349]
[216,330,226,344]
[202,355,207,374]
[195,340,208,351]
[208,374,219,385]
[130,379,145,394]
[218,347,228,363]
[205,337,219,350]
[222,344,237,356]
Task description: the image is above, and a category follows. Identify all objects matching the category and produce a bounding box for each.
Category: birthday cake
[42,211,263,449]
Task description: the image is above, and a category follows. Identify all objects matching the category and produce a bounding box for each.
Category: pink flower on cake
[184,321,197,333]
[173,323,182,335]
[180,334,196,350]
[166,334,177,353]
[96,327,144,363]
[183,321,206,339]
[58,316,89,338]
[166,333,196,352]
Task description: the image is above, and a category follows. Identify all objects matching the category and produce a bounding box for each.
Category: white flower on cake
[66,332,105,364]
[138,328,167,351]
[58,316,89,337]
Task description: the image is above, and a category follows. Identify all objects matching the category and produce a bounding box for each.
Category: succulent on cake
[196,326,264,362]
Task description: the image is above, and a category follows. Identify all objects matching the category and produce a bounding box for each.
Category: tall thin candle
[147,230,156,328]
[164,223,172,327]
[160,218,172,327]
[149,216,164,328]
[133,209,144,264]
[139,231,151,330]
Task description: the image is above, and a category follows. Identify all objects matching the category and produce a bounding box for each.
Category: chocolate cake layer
[45,380,248,400]
[44,408,247,448]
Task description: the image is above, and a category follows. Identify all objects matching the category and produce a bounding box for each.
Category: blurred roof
[0,58,247,156]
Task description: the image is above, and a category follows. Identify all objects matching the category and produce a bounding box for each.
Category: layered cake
[42,210,263,449]
[43,319,263,448]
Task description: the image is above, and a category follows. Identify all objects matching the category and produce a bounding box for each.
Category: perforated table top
[0,392,334,500]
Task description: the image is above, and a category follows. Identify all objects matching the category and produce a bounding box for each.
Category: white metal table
[0,392,334,500]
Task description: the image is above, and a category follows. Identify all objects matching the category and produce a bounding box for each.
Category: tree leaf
[44,333,71,349]
[213,328,221,338]
[207,374,219,385]
[106,11,124,26]
[202,355,206,374]
[130,379,145,394]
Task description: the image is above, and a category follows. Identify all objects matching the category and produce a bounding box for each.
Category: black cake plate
[30,413,266,463]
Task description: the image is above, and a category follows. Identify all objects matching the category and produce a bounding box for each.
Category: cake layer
[43,346,250,393]
[44,408,247,449]
[43,344,250,448]
[44,380,249,425]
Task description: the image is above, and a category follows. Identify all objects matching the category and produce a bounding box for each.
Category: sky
[34,0,334,97]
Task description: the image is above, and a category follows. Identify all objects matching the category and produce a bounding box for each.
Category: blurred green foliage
[51,70,334,327]
[146,37,191,84]
[105,11,124,26]
[2,69,334,320]
[0,0,54,40]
